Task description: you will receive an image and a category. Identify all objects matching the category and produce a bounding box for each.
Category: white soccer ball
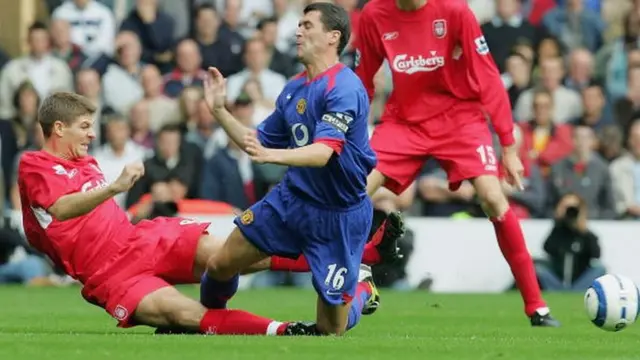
[584,274,640,332]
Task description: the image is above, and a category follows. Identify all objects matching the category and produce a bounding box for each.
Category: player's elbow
[308,143,336,167]
[310,153,332,167]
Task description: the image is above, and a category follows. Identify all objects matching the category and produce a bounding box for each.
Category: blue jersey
[257,63,376,208]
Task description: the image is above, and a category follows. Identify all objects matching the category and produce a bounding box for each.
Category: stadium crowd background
[0,0,637,289]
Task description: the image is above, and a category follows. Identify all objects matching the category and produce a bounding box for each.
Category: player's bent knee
[473,176,509,216]
[205,254,236,280]
[193,234,225,278]
[134,287,206,328]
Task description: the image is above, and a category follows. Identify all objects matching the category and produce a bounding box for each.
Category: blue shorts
[235,184,372,306]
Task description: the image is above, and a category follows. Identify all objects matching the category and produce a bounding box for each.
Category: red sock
[491,208,546,316]
[199,309,288,335]
[361,241,381,265]
[270,256,310,272]
[360,218,387,264]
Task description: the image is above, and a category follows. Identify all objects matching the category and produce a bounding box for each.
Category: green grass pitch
[0,286,638,360]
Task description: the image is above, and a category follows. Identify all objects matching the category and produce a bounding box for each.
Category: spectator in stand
[92,114,148,209]
[120,0,175,74]
[9,123,44,210]
[272,0,299,55]
[614,65,640,134]
[535,193,605,291]
[176,86,203,134]
[610,119,640,219]
[518,88,574,176]
[185,99,217,150]
[0,82,41,199]
[199,95,256,210]
[226,38,287,104]
[126,124,198,208]
[502,52,533,108]
[193,4,244,77]
[140,65,179,131]
[163,39,207,98]
[542,0,604,53]
[256,17,296,78]
[219,0,256,39]
[101,31,144,115]
[49,19,88,74]
[515,57,583,123]
[565,48,595,91]
[531,36,564,81]
[597,125,625,163]
[0,22,72,119]
[482,0,538,73]
[602,14,640,101]
[75,68,115,147]
[241,78,275,126]
[547,125,617,219]
[52,0,116,56]
[129,100,155,150]
[571,81,613,132]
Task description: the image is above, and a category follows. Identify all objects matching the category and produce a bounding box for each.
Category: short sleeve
[314,86,360,154]
[19,157,75,210]
[257,96,289,149]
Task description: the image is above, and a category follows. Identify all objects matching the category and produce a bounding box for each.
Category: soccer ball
[584,274,640,332]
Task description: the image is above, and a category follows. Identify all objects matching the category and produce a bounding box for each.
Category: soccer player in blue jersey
[202,2,380,335]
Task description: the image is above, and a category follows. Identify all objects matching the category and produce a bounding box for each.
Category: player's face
[296,11,339,64]
[58,116,96,158]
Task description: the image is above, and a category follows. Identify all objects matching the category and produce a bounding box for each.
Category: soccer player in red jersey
[355,0,560,327]
[17,92,398,334]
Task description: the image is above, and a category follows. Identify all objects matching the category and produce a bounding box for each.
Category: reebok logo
[392,52,445,74]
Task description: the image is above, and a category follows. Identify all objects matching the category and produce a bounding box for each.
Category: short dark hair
[158,123,182,136]
[257,17,278,31]
[39,92,97,138]
[194,3,217,19]
[28,21,48,35]
[303,2,351,55]
[533,87,553,104]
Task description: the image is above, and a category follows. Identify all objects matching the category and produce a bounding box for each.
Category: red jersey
[355,0,514,146]
[18,151,135,282]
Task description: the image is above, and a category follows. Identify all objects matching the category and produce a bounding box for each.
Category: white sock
[266,321,283,335]
[536,307,550,316]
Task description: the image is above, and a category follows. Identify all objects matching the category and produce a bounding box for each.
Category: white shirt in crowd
[225,69,287,103]
[93,141,148,208]
[52,0,116,56]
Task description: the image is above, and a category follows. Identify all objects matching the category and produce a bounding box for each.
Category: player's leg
[471,174,558,326]
[368,120,426,198]
[434,122,559,327]
[204,187,302,308]
[251,209,404,274]
[131,284,317,335]
[298,200,376,335]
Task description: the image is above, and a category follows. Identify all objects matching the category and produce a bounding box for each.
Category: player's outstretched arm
[204,67,253,150]
[48,162,144,221]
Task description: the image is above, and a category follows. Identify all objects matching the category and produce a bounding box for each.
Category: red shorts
[80,217,209,327]
[370,107,498,195]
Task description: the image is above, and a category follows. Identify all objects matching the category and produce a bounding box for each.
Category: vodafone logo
[392,52,445,74]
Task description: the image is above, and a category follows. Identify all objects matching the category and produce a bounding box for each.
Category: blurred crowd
[0,0,636,288]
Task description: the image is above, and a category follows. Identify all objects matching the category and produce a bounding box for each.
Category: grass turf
[0,286,638,360]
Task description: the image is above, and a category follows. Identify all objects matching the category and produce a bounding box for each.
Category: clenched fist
[110,162,145,194]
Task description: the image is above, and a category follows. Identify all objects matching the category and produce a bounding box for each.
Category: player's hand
[502,148,524,191]
[500,179,515,196]
[244,133,275,164]
[111,162,145,194]
[204,67,227,112]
